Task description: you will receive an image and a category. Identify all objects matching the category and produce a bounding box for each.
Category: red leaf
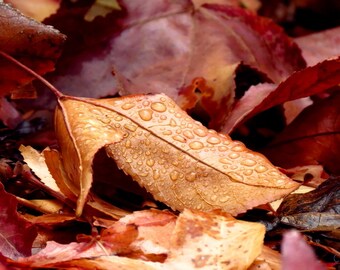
[44,1,304,129]
[221,57,340,133]
[262,91,340,174]
[0,182,37,259]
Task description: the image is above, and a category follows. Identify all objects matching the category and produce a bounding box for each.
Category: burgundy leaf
[0,182,37,259]
[222,57,340,133]
[44,0,304,129]
[262,91,340,174]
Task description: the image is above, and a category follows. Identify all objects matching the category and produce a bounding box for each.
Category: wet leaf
[0,3,65,97]
[221,57,340,133]
[263,91,340,174]
[277,177,340,231]
[0,182,37,259]
[55,93,298,216]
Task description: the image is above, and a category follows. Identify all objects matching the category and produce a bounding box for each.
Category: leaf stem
[0,50,63,98]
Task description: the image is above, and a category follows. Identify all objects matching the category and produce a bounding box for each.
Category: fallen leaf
[114,2,305,129]
[269,184,315,212]
[15,209,265,269]
[0,3,65,97]
[281,230,326,270]
[284,165,329,187]
[84,0,121,22]
[19,145,61,193]
[16,197,65,215]
[0,182,37,259]
[221,57,340,133]
[248,245,281,270]
[51,256,162,270]
[18,240,111,267]
[165,209,265,269]
[55,93,298,216]
[117,209,177,258]
[0,97,22,128]
[19,145,130,220]
[295,26,340,66]
[220,83,277,134]
[43,0,126,98]
[44,1,304,128]
[282,97,313,125]
[262,90,340,174]
[3,0,61,22]
[277,177,340,231]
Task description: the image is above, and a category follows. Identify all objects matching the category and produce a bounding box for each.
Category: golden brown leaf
[55,94,299,216]
[165,209,265,269]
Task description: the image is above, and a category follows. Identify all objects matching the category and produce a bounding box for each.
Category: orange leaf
[55,94,298,216]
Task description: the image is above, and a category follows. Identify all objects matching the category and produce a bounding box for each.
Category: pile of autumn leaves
[0,0,339,269]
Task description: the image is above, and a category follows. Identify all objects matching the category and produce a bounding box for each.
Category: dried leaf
[263,91,340,174]
[0,3,65,97]
[0,182,37,259]
[16,209,265,269]
[19,145,61,193]
[165,209,265,269]
[117,209,176,258]
[284,165,329,187]
[26,146,130,220]
[16,198,65,215]
[248,246,281,270]
[4,0,60,22]
[282,230,326,270]
[277,177,340,231]
[50,256,162,270]
[221,57,340,133]
[84,0,121,22]
[55,94,298,216]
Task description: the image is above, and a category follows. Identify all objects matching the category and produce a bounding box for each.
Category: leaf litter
[0,0,339,269]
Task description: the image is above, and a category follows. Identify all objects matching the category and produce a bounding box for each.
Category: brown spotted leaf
[55,93,298,216]
[165,209,265,269]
